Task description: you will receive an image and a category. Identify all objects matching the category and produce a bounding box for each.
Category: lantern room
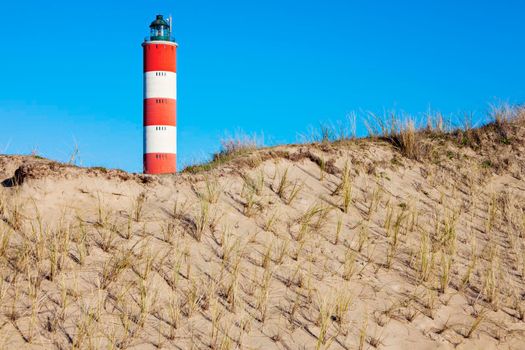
[149,15,172,41]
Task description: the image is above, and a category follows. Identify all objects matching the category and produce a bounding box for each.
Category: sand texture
[0,115,525,349]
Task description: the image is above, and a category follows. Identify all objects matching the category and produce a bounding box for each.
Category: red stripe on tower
[142,14,178,174]
[143,99,176,126]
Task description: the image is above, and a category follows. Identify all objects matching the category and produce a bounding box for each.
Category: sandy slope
[0,117,525,349]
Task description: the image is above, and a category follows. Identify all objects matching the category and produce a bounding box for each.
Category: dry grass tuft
[184,132,260,173]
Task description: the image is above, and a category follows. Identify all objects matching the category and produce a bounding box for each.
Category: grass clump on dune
[183,133,260,174]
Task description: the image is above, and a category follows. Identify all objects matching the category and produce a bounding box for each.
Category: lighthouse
[142,15,177,174]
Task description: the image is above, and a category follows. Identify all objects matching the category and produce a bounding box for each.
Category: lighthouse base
[143,153,176,174]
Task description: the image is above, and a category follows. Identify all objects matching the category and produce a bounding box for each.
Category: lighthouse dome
[149,15,169,29]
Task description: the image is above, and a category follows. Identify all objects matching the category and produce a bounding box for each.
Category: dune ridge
[0,110,524,349]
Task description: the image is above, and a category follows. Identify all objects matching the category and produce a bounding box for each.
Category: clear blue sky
[1,1,524,172]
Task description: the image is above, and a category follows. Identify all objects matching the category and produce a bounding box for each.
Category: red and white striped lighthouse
[142,15,177,174]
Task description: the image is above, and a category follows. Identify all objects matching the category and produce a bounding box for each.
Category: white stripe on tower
[144,126,177,154]
[143,72,177,99]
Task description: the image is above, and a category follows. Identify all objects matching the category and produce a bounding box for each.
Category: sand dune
[0,112,524,349]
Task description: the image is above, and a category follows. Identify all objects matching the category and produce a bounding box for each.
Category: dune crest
[0,111,524,349]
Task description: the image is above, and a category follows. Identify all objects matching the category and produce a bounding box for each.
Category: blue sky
[0,0,524,172]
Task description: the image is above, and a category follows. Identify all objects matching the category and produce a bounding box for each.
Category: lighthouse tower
[142,15,177,174]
